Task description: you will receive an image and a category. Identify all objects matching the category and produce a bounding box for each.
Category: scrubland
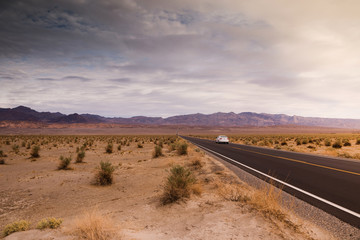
[193,134,360,160]
[0,135,338,239]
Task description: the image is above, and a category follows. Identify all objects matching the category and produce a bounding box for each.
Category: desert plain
[0,126,359,240]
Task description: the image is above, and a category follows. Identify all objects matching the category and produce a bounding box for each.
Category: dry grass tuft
[218,182,250,203]
[251,182,286,221]
[190,157,203,170]
[73,209,116,240]
[217,180,302,233]
[190,183,203,196]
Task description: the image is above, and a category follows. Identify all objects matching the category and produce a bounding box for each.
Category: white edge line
[189,140,360,219]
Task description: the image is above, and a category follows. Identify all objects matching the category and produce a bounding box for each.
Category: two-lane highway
[182,136,360,228]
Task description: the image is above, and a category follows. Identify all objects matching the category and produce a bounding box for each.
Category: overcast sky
[1,0,360,118]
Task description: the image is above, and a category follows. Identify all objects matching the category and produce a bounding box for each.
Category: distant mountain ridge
[1,106,360,129]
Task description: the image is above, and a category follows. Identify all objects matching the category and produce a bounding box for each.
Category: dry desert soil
[0,134,354,240]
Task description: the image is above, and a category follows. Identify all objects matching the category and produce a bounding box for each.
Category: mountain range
[1,106,360,129]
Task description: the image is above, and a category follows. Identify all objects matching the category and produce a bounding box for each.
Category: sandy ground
[0,135,340,239]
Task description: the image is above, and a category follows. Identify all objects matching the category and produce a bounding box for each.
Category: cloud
[1,0,360,118]
[62,76,91,82]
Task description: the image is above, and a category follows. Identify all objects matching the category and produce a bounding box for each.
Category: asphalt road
[181,136,360,228]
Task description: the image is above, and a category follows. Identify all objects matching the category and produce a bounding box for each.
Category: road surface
[182,136,360,228]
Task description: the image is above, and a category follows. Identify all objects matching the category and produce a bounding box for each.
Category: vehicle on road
[215,135,229,144]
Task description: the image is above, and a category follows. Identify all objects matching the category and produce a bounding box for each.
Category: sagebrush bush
[0,159,5,164]
[137,143,143,148]
[343,141,351,146]
[324,139,331,146]
[105,143,113,154]
[95,161,115,185]
[3,220,30,236]
[76,151,85,163]
[332,141,342,149]
[356,139,360,145]
[36,217,63,230]
[168,143,177,151]
[177,142,188,155]
[12,144,20,154]
[190,157,203,170]
[153,145,163,158]
[30,145,40,158]
[58,156,72,170]
[162,165,196,204]
[0,150,6,157]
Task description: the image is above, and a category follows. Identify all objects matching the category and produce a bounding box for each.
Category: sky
[1,0,360,118]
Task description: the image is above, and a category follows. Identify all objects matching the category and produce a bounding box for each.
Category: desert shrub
[162,165,196,204]
[137,143,143,148]
[156,140,163,147]
[324,139,331,146]
[30,145,40,158]
[296,139,301,145]
[95,161,115,185]
[301,139,308,145]
[117,145,121,151]
[76,151,85,163]
[3,220,30,236]
[36,217,63,230]
[280,141,287,146]
[356,139,360,145]
[0,150,6,157]
[177,142,188,155]
[0,159,5,164]
[12,144,20,154]
[343,141,351,147]
[190,157,203,170]
[26,142,31,149]
[153,145,163,158]
[105,143,113,154]
[338,152,351,158]
[58,156,72,170]
[168,143,177,151]
[332,141,342,149]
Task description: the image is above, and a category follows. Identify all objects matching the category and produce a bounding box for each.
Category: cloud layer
[1,0,360,118]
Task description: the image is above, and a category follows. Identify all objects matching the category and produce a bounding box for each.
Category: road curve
[181,136,360,228]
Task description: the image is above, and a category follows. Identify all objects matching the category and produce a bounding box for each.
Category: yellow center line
[231,146,360,176]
